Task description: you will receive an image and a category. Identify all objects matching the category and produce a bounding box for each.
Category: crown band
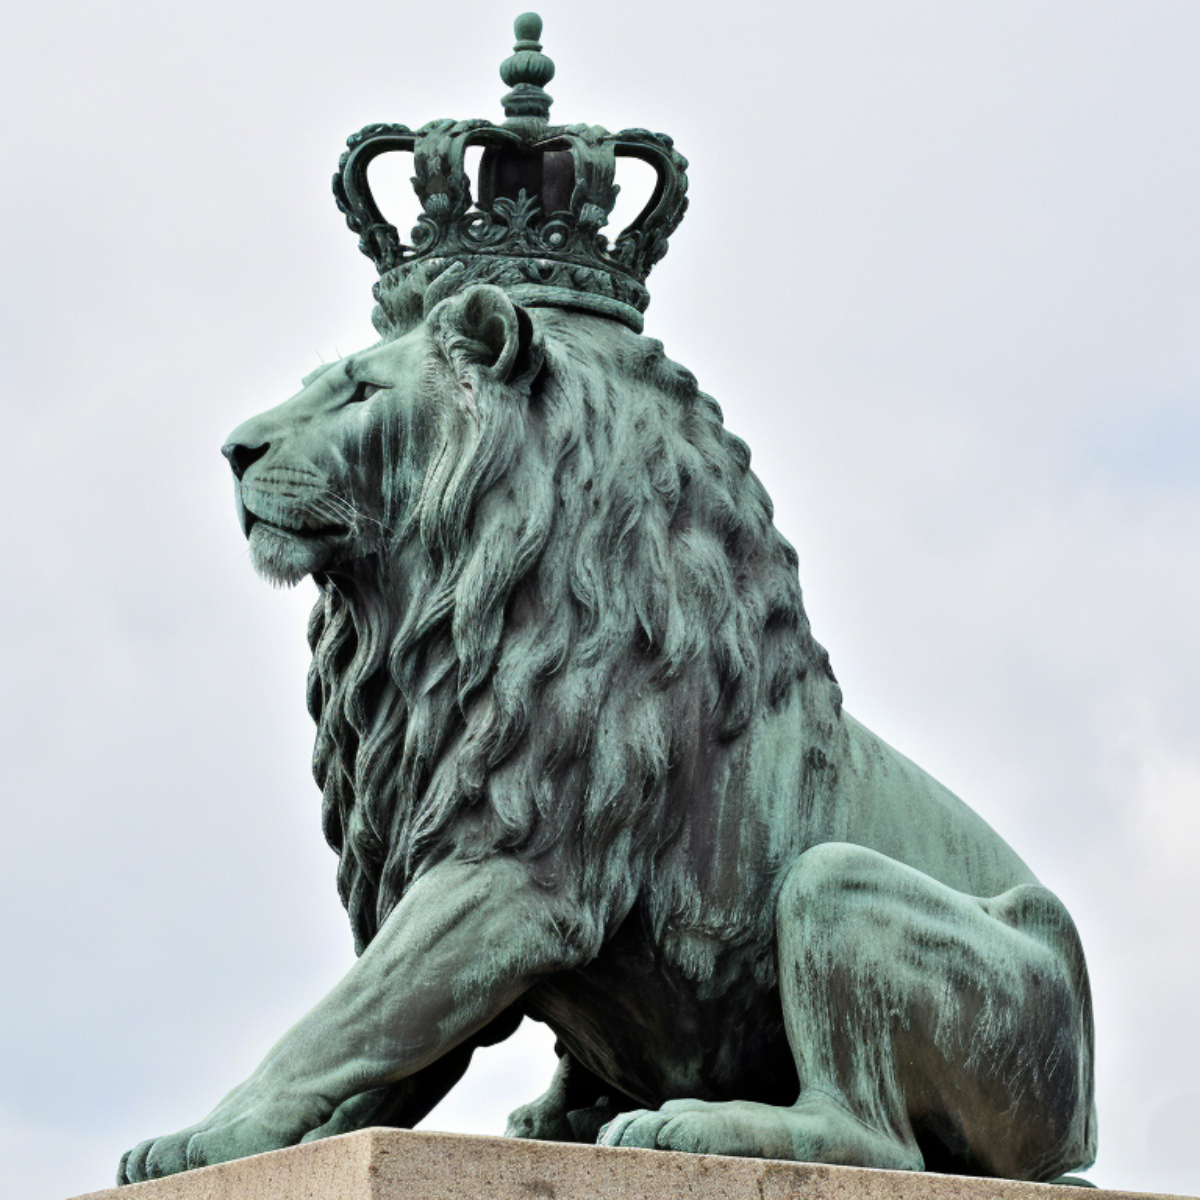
[373,255,648,335]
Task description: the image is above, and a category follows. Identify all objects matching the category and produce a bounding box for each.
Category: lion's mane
[306,308,843,966]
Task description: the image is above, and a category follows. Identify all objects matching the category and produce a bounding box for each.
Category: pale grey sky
[2,2,1198,1197]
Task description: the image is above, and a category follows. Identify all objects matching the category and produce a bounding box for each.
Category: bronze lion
[120,285,1095,1185]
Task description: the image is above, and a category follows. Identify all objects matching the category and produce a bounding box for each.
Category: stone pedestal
[73,1129,1187,1200]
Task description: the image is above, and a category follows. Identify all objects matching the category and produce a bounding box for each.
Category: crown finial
[513,12,542,42]
[500,11,554,126]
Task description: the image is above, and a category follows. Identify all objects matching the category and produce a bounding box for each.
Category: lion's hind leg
[775,843,1096,1179]
[601,844,1095,1179]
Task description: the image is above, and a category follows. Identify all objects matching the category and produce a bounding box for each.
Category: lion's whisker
[317,495,362,526]
[311,493,392,538]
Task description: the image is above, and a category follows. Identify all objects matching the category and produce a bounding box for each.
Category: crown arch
[331,17,688,336]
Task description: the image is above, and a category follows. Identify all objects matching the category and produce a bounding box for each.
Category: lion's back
[827,712,1038,896]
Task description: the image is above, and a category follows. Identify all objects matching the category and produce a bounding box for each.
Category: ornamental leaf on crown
[333,12,688,336]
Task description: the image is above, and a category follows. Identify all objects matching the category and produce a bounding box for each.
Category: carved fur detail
[304,309,842,956]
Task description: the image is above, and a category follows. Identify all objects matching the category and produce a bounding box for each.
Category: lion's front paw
[118,1094,325,1184]
[507,1095,622,1144]
[506,1098,569,1141]
[119,1124,201,1184]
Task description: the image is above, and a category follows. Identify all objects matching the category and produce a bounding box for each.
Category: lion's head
[224,285,842,958]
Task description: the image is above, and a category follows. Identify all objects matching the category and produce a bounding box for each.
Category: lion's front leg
[118,859,592,1184]
[301,1005,525,1142]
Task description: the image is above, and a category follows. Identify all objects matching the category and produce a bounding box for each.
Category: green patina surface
[119,16,1096,1188]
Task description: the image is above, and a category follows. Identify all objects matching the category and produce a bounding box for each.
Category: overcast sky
[2,2,1198,1197]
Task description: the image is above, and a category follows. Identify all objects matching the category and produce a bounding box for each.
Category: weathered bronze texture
[118,14,1096,1190]
[332,14,687,335]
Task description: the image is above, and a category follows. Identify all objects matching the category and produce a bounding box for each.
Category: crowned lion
[119,284,1095,1185]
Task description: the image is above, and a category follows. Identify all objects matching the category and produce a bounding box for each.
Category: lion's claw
[119,1130,196,1185]
[119,1126,241,1184]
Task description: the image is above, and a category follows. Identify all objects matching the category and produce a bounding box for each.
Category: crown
[332,13,688,335]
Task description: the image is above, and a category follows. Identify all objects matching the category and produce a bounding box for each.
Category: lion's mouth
[241,505,350,542]
[236,488,361,587]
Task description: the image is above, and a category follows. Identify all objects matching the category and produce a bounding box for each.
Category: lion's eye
[350,381,387,403]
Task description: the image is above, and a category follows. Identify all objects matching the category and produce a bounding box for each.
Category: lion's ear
[427,285,543,389]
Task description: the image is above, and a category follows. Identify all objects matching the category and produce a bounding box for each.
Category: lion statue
[120,284,1096,1185]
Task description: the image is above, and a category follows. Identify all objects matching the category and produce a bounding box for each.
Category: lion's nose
[222,441,269,480]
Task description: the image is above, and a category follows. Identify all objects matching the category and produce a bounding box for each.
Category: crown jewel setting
[333,13,688,335]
